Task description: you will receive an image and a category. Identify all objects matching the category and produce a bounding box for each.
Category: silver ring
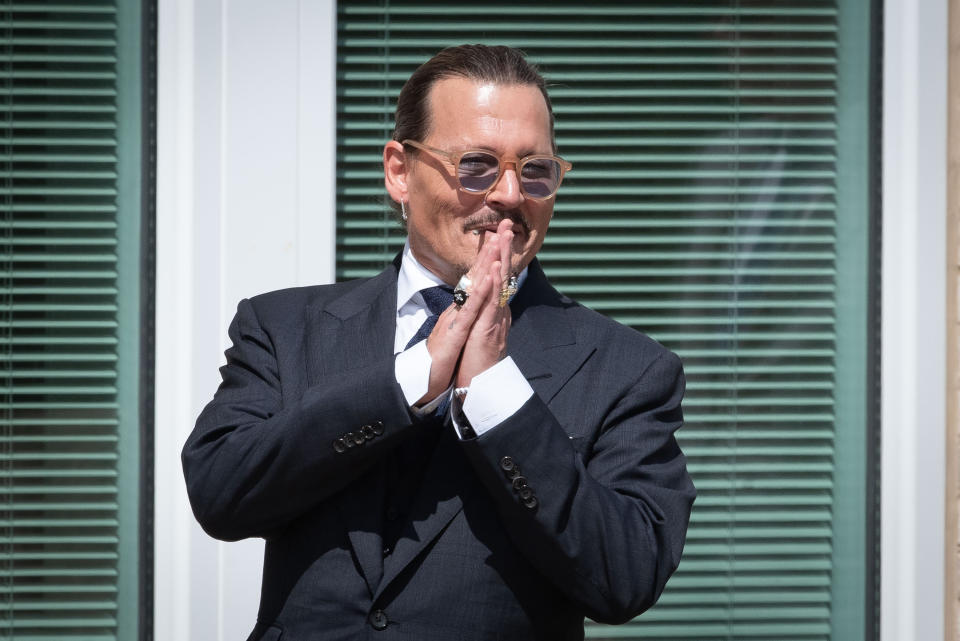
[453,274,472,307]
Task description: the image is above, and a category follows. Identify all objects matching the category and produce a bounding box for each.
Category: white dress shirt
[393,241,534,437]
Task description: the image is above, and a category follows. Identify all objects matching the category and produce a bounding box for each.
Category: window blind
[0,1,143,639]
[336,2,874,639]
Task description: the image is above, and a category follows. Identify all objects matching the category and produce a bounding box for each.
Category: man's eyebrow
[468,145,550,158]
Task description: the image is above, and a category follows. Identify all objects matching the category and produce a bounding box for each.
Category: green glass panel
[0,0,142,639]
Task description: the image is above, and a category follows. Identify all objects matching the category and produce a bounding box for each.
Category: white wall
[155,1,336,639]
[154,0,951,639]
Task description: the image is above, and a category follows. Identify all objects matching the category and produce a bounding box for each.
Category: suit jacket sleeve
[182,296,414,541]
[460,346,695,625]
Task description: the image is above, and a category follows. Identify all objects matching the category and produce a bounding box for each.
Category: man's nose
[485,165,524,210]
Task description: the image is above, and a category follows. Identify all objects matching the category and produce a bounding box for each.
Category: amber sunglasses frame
[401,139,572,201]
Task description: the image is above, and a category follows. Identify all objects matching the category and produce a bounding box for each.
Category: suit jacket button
[371,420,385,436]
[518,487,534,501]
[361,424,375,440]
[499,456,515,472]
[343,432,357,448]
[369,609,388,630]
[333,438,347,453]
[522,495,539,510]
[511,476,528,491]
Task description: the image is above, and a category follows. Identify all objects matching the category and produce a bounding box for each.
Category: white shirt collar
[396,241,448,315]
[396,239,530,315]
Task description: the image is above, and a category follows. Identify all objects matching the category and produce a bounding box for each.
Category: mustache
[461,210,529,234]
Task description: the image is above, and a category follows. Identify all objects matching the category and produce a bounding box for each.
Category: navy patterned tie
[404,285,454,350]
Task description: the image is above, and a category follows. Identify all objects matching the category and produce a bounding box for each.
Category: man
[183,45,694,641]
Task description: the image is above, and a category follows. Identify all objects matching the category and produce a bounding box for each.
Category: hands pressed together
[417,219,516,405]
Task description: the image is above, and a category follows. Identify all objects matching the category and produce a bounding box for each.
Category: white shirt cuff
[395,340,441,409]
[455,357,533,437]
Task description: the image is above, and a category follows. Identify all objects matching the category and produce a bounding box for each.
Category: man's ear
[383,140,409,204]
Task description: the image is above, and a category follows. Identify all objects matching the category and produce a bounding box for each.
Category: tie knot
[419,285,454,315]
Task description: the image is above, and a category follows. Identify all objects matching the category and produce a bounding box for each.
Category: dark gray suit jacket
[182,258,695,641]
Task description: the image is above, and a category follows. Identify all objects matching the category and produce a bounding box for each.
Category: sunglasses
[402,139,572,200]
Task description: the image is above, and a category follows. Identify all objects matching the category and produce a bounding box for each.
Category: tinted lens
[520,158,562,198]
[456,152,500,192]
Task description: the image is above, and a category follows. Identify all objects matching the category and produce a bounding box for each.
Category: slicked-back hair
[392,44,555,151]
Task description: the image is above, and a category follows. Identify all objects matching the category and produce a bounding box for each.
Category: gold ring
[498,275,519,308]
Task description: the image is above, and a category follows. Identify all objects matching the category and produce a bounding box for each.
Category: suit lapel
[508,261,595,403]
[307,261,399,597]
[306,262,399,384]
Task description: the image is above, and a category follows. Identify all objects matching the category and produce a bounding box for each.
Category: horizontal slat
[341,233,837,245]
[0,452,118,460]
[0,416,118,425]
[0,636,115,641]
[341,202,837,213]
[0,255,117,263]
[0,104,116,113]
[339,151,837,162]
[342,20,836,33]
[0,204,117,211]
[340,5,836,16]
[0,550,118,560]
[1,204,118,212]
[0,338,118,346]
[4,54,116,63]
[0,584,117,594]
[0,432,119,442]
[0,4,116,13]
[7,600,117,610]
[3,471,117,479]
[0,616,117,627]
[0,153,117,162]
[683,413,834,423]
[666,559,832,572]
[340,70,838,82]
[341,36,837,48]
[0,36,116,46]
[339,249,835,262]
[0,19,116,29]
[0,483,118,493]
[2,353,118,361]
[0,288,118,296]
[339,52,838,65]
[341,104,839,115]
[0,270,118,278]
[0,518,117,527]
[0,122,118,131]
[0,71,115,81]
[657,591,831,605]
[0,134,116,144]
